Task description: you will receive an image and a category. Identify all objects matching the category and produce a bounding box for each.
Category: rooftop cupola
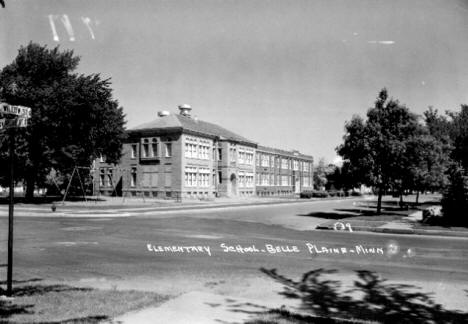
[178,104,192,117]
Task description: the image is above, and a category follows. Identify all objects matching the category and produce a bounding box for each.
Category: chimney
[178,104,192,117]
[158,110,170,117]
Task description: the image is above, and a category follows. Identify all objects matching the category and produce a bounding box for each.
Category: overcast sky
[1,0,468,163]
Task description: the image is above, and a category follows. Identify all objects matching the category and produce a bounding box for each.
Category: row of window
[101,167,312,189]
[256,153,311,171]
[256,174,312,187]
[185,143,210,159]
[132,139,172,159]
[185,167,211,187]
[238,172,254,188]
[185,136,212,160]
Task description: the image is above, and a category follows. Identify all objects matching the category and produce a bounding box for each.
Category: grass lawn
[1,281,170,323]
[316,214,407,231]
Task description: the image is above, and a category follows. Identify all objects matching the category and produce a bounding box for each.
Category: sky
[1,0,468,163]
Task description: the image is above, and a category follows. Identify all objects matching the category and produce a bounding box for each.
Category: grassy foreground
[0,281,170,323]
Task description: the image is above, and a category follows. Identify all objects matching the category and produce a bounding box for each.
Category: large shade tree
[337,89,421,214]
[0,42,126,199]
[439,105,468,223]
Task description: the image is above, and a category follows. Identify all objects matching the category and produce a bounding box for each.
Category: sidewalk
[114,291,282,324]
[0,196,359,218]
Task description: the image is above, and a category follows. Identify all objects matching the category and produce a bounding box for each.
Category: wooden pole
[7,128,15,296]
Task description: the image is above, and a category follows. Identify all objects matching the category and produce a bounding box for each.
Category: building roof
[130,113,256,145]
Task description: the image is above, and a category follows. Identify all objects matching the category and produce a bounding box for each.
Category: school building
[94,105,314,199]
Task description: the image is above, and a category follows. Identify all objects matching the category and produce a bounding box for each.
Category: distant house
[94,105,314,199]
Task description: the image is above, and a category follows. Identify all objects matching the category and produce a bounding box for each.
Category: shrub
[300,191,314,199]
[350,191,363,196]
[312,191,329,198]
[300,190,329,198]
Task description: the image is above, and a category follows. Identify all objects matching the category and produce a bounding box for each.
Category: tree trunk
[25,173,36,202]
[377,186,383,215]
[399,193,404,209]
[415,191,420,204]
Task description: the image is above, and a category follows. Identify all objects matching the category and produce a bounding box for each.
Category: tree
[337,89,420,214]
[0,43,126,199]
[441,164,468,225]
[325,161,360,192]
[313,158,328,190]
[446,105,468,170]
[404,133,450,203]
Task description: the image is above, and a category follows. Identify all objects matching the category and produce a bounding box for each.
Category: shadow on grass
[255,268,468,323]
[297,212,360,220]
[298,199,418,219]
[0,279,104,322]
[34,315,109,324]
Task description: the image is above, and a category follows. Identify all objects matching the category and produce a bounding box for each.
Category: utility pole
[0,95,31,297]
[7,127,15,296]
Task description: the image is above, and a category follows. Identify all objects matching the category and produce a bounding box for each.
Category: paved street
[1,199,468,315]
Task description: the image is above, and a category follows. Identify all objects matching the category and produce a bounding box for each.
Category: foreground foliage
[260,268,467,324]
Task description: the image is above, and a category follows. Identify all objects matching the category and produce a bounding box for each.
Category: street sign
[0,102,31,118]
[16,117,28,127]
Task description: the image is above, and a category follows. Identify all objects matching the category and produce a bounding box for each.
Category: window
[165,143,172,157]
[281,175,288,186]
[130,167,137,187]
[99,169,105,186]
[246,173,254,188]
[238,150,244,164]
[218,148,222,160]
[185,142,197,158]
[151,138,158,157]
[131,144,137,159]
[281,158,289,169]
[199,168,210,187]
[261,155,270,167]
[107,169,113,187]
[229,146,236,162]
[185,167,197,187]
[142,139,149,158]
[293,160,299,171]
[246,152,253,165]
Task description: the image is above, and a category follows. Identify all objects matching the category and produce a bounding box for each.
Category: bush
[350,191,363,196]
[300,190,329,199]
[312,191,329,198]
[300,191,314,199]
